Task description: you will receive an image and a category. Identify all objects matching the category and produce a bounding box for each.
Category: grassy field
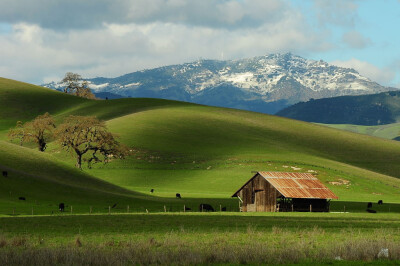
[0,213,399,265]
[2,78,400,264]
[1,77,400,214]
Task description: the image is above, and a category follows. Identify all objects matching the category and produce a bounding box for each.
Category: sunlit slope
[105,105,400,178]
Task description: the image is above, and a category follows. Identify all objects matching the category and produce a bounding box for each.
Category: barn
[232,172,338,212]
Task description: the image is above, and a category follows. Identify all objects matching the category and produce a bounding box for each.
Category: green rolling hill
[277,90,400,125]
[1,77,400,215]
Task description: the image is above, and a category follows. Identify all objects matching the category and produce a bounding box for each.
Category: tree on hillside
[8,113,56,151]
[55,115,128,169]
[62,72,96,99]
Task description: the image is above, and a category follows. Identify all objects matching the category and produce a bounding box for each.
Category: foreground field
[0,213,399,265]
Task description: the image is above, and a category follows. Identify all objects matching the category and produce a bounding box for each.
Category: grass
[1,77,400,215]
[2,78,400,264]
[0,213,399,265]
[321,122,400,141]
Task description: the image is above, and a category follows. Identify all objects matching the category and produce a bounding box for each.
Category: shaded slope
[277,91,400,125]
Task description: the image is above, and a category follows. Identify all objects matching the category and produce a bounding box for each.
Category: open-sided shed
[232,172,338,212]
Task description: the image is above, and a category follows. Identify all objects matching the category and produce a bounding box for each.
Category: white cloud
[313,0,359,27]
[331,58,396,86]
[342,31,371,49]
[0,2,332,84]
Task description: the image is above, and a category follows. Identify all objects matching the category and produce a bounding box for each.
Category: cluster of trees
[62,72,96,99]
[8,114,127,169]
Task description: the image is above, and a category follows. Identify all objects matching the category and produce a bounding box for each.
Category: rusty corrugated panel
[257,171,338,199]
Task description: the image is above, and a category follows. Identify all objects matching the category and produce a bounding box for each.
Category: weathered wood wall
[239,174,278,212]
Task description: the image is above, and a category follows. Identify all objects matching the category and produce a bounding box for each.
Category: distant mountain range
[43,53,397,114]
[277,90,400,125]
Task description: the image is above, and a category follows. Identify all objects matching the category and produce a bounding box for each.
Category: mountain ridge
[43,53,397,114]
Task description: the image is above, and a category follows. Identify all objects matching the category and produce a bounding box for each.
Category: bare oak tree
[8,113,56,151]
[56,115,127,169]
[62,72,96,99]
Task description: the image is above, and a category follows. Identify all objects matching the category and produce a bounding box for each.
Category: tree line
[8,114,128,169]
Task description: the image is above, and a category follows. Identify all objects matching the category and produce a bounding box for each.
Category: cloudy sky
[0,0,399,87]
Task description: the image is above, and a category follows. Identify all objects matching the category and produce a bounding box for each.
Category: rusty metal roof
[259,172,338,199]
[232,172,338,199]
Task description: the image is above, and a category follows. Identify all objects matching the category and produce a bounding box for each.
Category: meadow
[2,78,400,264]
[0,212,400,265]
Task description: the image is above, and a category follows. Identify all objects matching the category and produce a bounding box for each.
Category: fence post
[220,204,222,212]
[127,205,130,213]
[344,205,346,213]
[90,206,92,214]
[164,205,166,212]
[310,204,312,212]
[184,205,186,213]
[291,204,294,212]
[71,206,73,214]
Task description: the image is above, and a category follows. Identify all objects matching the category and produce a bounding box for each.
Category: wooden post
[127,205,130,213]
[310,204,312,212]
[71,206,73,214]
[220,204,222,212]
[108,206,111,215]
[90,206,92,214]
[344,205,346,213]
[184,205,186,213]
[291,204,294,212]
[164,205,166,212]
[201,204,203,212]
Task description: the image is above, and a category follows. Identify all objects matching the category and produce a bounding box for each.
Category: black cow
[184,206,191,211]
[199,203,214,212]
[18,197,26,201]
[367,202,372,208]
[378,200,383,205]
[59,203,65,212]
[2,171,7,177]
[366,209,377,213]
[111,203,117,208]
[150,189,154,193]
[176,193,181,199]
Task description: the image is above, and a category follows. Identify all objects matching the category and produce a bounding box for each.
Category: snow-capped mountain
[43,53,396,114]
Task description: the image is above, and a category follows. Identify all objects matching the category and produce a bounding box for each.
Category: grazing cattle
[2,171,7,177]
[184,206,191,211]
[221,207,227,211]
[366,209,377,213]
[18,197,26,201]
[199,203,214,212]
[378,200,383,205]
[176,193,181,199]
[367,202,372,208]
[111,203,117,208]
[59,203,65,212]
[150,189,154,193]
